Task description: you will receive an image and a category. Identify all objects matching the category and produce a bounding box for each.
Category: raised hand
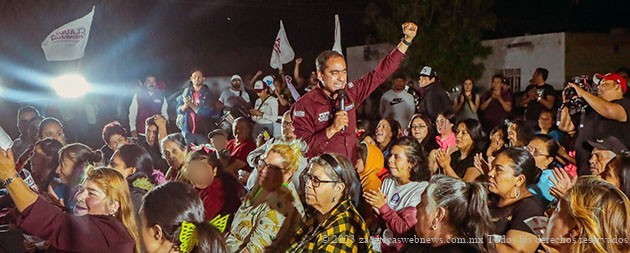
[402,22,418,41]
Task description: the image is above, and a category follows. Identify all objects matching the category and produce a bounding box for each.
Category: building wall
[565,33,630,79]
[476,33,566,91]
[346,43,395,82]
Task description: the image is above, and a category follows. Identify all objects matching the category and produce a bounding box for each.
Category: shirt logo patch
[347,82,354,88]
[153,98,162,103]
[390,193,401,205]
[390,98,403,105]
[293,110,305,117]
[318,112,331,122]
[344,103,355,111]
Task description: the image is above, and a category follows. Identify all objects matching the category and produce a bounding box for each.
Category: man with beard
[218,74,252,118]
[177,69,221,145]
[129,75,168,138]
[291,22,418,159]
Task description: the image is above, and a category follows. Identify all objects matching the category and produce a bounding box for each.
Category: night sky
[0,0,628,95]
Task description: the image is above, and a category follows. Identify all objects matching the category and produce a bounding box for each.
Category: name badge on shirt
[153,98,162,103]
[318,111,331,122]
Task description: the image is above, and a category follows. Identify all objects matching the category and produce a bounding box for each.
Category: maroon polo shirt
[291,48,405,160]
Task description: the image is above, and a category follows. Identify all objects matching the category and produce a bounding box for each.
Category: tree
[365,0,496,89]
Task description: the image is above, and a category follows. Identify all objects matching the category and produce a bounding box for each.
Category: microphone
[337,90,346,132]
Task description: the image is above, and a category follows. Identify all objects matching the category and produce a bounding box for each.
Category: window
[502,68,521,92]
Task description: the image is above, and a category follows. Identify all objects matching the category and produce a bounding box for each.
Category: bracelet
[401,37,412,46]
[1,173,19,188]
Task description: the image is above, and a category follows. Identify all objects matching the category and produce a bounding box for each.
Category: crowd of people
[0,21,629,253]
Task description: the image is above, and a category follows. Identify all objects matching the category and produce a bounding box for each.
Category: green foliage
[365,0,496,89]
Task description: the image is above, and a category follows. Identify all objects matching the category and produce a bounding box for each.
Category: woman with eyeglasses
[407,114,439,154]
[226,141,305,252]
[434,111,456,154]
[183,150,241,226]
[525,134,560,206]
[288,153,370,252]
[364,137,430,252]
[487,147,544,253]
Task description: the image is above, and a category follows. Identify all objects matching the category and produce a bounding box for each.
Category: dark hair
[609,152,630,197]
[102,121,128,145]
[17,106,40,119]
[393,137,430,181]
[356,142,368,164]
[309,153,361,207]
[190,68,203,76]
[186,150,222,173]
[377,118,401,147]
[141,182,228,253]
[32,138,63,190]
[509,119,534,147]
[424,175,496,253]
[536,67,549,81]
[59,143,103,186]
[457,119,485,151]
[316,50,345,72]
[392,72,406,81]
[356,120,370,132]
[407,114,436,147]
[497,147,540,185]
[116,144,156,185]
[161,133,186,153]
[459,78,479,101]
[437,110,456,132]
[145,116,157,129]
[491,74,507,84]
[37,117,63,140]
[531,134,559,158]
[27,116,44,139]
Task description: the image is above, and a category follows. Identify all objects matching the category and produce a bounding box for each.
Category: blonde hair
[565,176,630,253]
[85,167,140,253]
[265,140,306,174]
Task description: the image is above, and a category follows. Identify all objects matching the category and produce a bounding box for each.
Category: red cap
[595,73,627,94]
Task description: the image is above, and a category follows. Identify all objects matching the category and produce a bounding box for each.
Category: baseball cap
[231,75,242,81]
[419,66,438,78]
[594,73,627,94]
[587,136,628,154]
[253,80,266,93]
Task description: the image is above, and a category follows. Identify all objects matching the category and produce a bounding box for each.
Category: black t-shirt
[572,108,597,175]
[490,196,545,236]
[594,97,630,143]
[449,150,478,178]
[524,84,555,121]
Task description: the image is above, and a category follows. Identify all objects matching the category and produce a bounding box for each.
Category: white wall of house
[476,32,566,92]
[346,43,395,82]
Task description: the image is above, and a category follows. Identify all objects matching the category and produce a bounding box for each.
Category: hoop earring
[512,187,521,199]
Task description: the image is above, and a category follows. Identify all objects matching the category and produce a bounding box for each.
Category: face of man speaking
[318,56,347,97]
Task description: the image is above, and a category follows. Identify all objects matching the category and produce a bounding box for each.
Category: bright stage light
[51,74,91,98]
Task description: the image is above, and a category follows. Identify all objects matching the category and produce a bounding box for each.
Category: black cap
[587,136,628,154]
[418,66,438,78]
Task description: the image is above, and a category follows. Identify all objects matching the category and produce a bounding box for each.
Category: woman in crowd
[225,117,257,178]
[289,153,370,252]
[535,109,567,145]
[54,143,103,212]
[407,113,439,154]
[435,111,456,154]
[375,118,400,158]
[0,148,139,252]
[486,125,507,158]
[507,118,533,148]
[408,175,496,253]
[487,147,544,253]
[184,150,241,225]
[140,181,228,253]
[594,151,630,197]
[109,143,161,213]
[140,115,169,174]
[364,137,430,251]
[250,80,279,138]
[525,134,560,206]
[37,117,66,145]
[436,119,485,182]
[160,133,188,181]
[100,121,130,164]
[226,142,305,252]
[28,138,63,192]
[453,78,480,122]
[543,176,630,253]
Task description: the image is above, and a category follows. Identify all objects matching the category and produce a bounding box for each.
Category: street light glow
[51,74,91,98]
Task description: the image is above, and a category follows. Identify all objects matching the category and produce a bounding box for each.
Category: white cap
[231,74,242,81]
[253,80,265,92]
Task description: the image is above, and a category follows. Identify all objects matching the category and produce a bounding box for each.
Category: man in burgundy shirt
[291,22,418,159]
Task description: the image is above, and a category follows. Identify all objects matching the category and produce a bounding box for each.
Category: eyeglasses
[410,124,427,130]
[304,173,339,188]
[282,121,294,127]
[258,159,283,172]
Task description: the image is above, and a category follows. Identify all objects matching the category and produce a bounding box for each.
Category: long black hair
[116,144,157,185]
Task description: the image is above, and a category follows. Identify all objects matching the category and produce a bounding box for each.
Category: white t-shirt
[252,96,278,125]
[219,89,251,111]
[380,177,428,211]
[379,89,416,130]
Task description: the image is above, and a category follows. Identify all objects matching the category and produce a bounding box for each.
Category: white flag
[332,14,343,55]
[270,20,295,69]
[41,6,95,61]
